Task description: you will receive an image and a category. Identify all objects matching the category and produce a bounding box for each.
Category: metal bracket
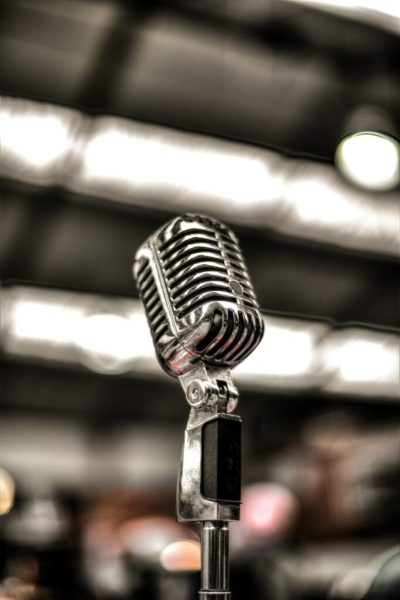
[176,364,241,522]
[179,363,239,419]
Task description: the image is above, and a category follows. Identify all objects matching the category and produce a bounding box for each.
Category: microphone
[133,213,263,376]
[133,213,264,599]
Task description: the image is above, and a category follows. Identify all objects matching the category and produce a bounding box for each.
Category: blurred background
[0,1,399,599]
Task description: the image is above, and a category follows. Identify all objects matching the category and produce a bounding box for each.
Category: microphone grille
[134,214,264,373]
[134,258,170,344]
[158,214,260,320]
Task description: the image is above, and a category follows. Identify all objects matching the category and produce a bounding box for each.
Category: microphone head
[133,214,264,377]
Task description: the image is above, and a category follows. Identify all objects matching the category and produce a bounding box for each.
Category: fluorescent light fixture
[238,323,316,377]
[287,0,400,16]
[236,317,327,388]
[320,329,400,397]
[289,178,360,226]
[1,288,155,373]
[336,132,400,191]
[10,300,81,345]
[283,0,400,33]
[263,327,314,376]
[284,164,399,256]
[75,312,155,375]
[82,122,280,206]
[2,288,399,400]
[1,105,72,170]
[337,339,397,383]
[2,96,399,257]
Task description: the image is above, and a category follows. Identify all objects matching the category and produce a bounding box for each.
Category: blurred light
[4,497,70,547]
[284,0,400,33]
[2,286,399,399]
[0,581,37,598]
[323,337,398,383]
[160,539,201,572]
[119,517,194,564]
[321,329,399,397]
[291,0,400,16]
[2,96,399,257]
[336,132,400,191]
[1,109,71,169]
[261,325,315,376]
[283,161,399,255]
[236,318,326,388]
[82,124,278,205]
[241,483,298,538]
[83,520,129,597]
[231,483,298,550]
[74,313,153,374]
[291,178,360,225]
[2,288,155,374]
[10,300,81,344]
[0,468,16,516]
[338,339,397,383]
[330,548,400,600]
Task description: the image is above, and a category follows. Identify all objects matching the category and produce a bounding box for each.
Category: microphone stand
[178,364,241,600]
[200,521,230,599]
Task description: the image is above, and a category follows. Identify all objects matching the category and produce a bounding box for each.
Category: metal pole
[199,521,231,599]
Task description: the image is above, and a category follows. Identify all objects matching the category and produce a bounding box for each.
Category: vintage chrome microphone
[133,213,264,599]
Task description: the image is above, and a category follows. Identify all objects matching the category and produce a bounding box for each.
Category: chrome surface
[200,521,230,598]
[133,214,263,599]
[133,214,264,378]
[198,594,230,599]
[176,411,241,523]
[177,363,240,523]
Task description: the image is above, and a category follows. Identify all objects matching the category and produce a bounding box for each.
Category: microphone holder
[178,363,241,599]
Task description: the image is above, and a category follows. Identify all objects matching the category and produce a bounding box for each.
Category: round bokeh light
[336,131,400,191]
[0,468,16,516]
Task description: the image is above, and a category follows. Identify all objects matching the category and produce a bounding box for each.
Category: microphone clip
[177,364,241,523]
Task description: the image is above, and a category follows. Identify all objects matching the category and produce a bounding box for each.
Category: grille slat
[165,253,226,279]
[174,282,234,310]
[159,228,216,252]
[168,263,227,289]
[233,313,260,362]
[171,272,230,298]
[155,324,168,342]
[136,257,170,345]
[177,293,237,319]
[195,309,224,353]
[222,311,248,361]
[163,246,222,272]
[152,313,165,330]
[205,309,236,358]
[161,236,219,262]
[146,295,161,313]
[158,216,260,324]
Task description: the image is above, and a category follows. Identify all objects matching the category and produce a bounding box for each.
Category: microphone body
[133,213,263,378]
[133,214,264,599]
